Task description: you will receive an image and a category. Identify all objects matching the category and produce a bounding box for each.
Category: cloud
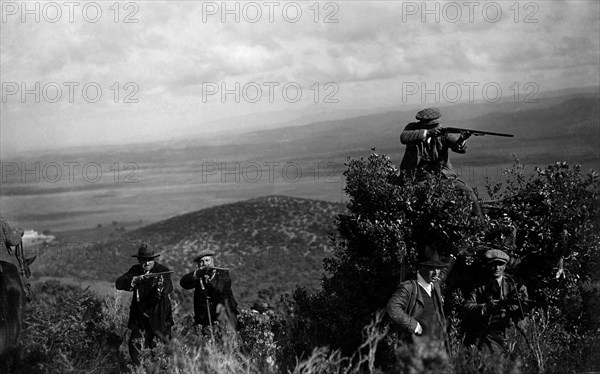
[1,1,598,156]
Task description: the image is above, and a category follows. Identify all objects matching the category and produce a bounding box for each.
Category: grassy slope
[28,195,346,308]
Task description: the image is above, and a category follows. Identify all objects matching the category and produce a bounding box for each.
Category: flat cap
[193,250,216,263]
[415,107,442,122]
[484,249,509,264]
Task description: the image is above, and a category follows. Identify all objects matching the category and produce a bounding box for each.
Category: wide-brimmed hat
[418,250,448,268]
[131,243,160,259]
[193,250,216,263]
[419,258,448,268]
[484,249,509,264]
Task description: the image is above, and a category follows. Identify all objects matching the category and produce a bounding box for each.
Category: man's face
[488,261,506,279]
[419,265,442,283]
[138,258,155,272]
[197,256,214,268]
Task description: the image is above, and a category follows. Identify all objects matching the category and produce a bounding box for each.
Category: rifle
[134,271,173,302]
[15,242,36,279]
[199,273,215,343]
[492,298,545,309]
[202,265,229,271]
[442,127,514,138]
[140,271,174,279]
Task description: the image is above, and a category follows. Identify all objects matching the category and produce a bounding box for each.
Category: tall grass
[10,280,598,373]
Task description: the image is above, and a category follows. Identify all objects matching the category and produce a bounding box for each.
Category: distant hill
[27,196,346,308]
[130,195,345,306]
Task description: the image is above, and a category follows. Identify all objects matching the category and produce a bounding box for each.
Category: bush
[16,281,128,373]
[289,154,600,373]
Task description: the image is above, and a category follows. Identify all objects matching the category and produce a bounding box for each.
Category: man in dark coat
[180,250,238,330]
[115,243,174,365]
[463,249,529,354]
[399,108,482,217]
[387,253,448,347]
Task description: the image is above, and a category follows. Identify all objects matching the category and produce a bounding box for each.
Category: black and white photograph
[1,1,599,372]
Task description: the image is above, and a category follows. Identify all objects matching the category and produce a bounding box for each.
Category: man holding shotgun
[399,108,512,217]
[180,250,239,332]
[115,243,174,365]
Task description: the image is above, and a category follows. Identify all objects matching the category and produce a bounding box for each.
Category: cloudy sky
[1,0,598,156]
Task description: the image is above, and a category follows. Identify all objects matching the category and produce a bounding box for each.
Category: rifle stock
[16,242,35,279]
[443,126,514,137]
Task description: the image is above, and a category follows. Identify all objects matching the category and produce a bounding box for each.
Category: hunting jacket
[463,275,528,340]
[399,122,467,177]
[387,278,446,336]
[180,269,238,326]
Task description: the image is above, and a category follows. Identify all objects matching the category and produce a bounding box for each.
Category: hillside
[30,195,346,307]
[2,89,598,233]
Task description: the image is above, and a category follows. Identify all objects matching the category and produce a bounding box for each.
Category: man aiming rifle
[180,250,239,336]
[115,243,174,365]
[399,108,513,217]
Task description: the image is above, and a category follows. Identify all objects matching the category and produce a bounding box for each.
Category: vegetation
[12,154,600,373]
[290,154,600,373]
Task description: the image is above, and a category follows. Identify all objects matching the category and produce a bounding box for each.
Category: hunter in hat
[463,248,529,354]
[180,249,239,331]
[387,240,449,348]
[115,243,174,365]
[399,108,482,217]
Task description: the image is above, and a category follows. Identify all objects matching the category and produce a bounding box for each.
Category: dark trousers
[479,332,507,355]
[449,178,483,218]
[128,325,170,365]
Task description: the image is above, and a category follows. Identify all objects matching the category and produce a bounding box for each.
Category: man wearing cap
[180,250,238,330]
[115,243,174,365]
[399,108,482,217]
[463,249,528,354]
[387,252,448,346]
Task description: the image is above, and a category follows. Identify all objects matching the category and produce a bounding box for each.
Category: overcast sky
[1,0,598,156]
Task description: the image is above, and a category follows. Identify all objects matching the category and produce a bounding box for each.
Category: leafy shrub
[16,281,128,373]
[290,154,600,373]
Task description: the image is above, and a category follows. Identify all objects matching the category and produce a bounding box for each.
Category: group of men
[2,107,525,365]
[388,107,528,356]
[115,244,238,365]
[387,245,528,356]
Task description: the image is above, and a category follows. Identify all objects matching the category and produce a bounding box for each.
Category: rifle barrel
[444,127,514,137]
[144,271,174,277]
[206,266,229,271]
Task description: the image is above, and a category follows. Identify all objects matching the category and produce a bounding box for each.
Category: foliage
[291,153,488,356]
[15,281,128,373]
[8,155,599,373]
[290,153,600,372]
